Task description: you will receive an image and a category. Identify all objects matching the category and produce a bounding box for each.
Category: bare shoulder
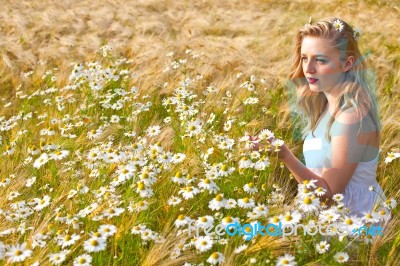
[334,106,368,124]
[332,105,379,148]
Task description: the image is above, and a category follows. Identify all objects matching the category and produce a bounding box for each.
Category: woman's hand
[249,135,289,160]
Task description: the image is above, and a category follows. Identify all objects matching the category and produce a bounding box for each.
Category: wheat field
[0,0,399,265]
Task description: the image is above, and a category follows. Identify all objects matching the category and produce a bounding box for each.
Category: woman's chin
[308,84,321,92]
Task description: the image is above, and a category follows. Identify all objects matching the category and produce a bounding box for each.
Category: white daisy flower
[178,186,200,200]
[342,215,363,234]
[56,233,81,248]
[73,254,92,266]
[174,215,188,228]
[375,208,391,222]
[217,137,235,150]
[26,176,37,187]
[318,209,340,223]
[334,252,349,263]
[220,216,240,226]
[49,250,69,265]
[33,195,51,211]
[268,215,281,225]
[253,204,269,217]
[5,242,32,263]
[243,182,258,195]
[258,129,274,140]
[218,164,235,177]
[237,197,255,209]
[360,211,380,224]
[234,244,248,254]
[297,195,320,212]
[186,119,203,137]
[33,153,50,169]
[332,193,344,203]
[207,252,225,265]
[225,198,237,209]
[276,254,296,266]
[146,125,161,137]
[238,157,253,169]
[196,215,214,228]
[254,156,270,170]
[353,28,362,40]
[50,150,70,160]
[171,153,186,164]
[384,152,400,163]
[167,196,182,206]
[128,200,149,212]
[195,236,214,253]
[198,178,219,194]
[209,194,227,210]
[299,179,317,189]
[315,186,327,196]
[315,240,330,254]
[279,210,302,226]
[333,19,344,32]
[83,237,107,253]
[171,171,187,185]
[98,224,117,237]
[382,198,397,209]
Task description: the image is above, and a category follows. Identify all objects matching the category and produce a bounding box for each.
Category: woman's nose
[304,61,315,74]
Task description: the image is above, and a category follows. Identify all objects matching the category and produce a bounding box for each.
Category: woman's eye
[316,59,326,63]
[301,57,308,62]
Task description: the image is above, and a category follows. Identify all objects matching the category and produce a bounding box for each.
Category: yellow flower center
[303,197,312,204]
[224,216,233,223]
[90,240,99,246]
[211,252,219,259]
[284,214,292,221]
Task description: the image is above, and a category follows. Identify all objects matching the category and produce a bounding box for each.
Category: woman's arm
[279,144,357,200]
[278,109,377,200]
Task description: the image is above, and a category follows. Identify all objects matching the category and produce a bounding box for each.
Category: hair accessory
[353,28,362,41]
[332,19,344,32]
[304,16,312,27]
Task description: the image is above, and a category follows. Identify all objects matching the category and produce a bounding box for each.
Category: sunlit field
[0,0,399,265]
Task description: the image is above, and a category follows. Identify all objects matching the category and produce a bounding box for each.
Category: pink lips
[308,78,318,84]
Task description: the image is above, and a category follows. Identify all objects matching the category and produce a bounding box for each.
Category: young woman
[263,17,384,217]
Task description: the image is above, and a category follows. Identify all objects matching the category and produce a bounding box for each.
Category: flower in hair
[353,28,362,40]
[304,16,312,27]
[332,19,344,32]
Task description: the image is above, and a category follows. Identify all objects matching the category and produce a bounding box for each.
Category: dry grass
[1,0,399,144]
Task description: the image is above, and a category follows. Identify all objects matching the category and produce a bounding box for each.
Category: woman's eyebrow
[300,53,329,58]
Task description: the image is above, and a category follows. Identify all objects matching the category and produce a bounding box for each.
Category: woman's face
[301,36,347,93]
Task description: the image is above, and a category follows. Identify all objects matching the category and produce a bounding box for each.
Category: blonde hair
[289,17,380,142]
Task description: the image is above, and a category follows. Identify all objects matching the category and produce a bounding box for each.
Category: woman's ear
[343,56,355,72]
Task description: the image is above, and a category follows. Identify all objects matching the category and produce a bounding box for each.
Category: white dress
[302,108,385,217]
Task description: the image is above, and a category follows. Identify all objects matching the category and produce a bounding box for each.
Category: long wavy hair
[289,17,381,142]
